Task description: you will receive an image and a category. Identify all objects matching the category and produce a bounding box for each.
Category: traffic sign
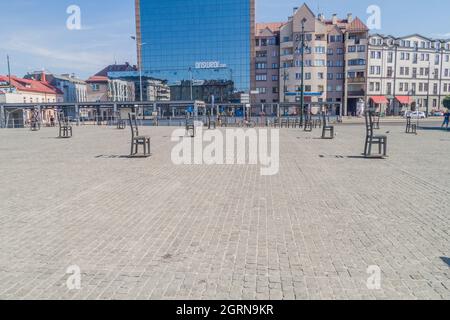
[241,94,250,104]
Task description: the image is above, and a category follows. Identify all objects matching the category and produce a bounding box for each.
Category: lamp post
[299,18,308,125]
[426,60,431,117]
[409,89,419,127]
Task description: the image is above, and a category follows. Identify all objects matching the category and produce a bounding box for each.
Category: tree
[443,96,450,110]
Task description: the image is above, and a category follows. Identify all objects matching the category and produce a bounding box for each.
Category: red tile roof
[86,76,109,83]
[256,22,284,34]
[0,75,63,95]
[346,17,369,32]
[324,17,368,32]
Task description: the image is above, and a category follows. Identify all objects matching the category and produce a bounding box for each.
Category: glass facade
[136,0,255,101]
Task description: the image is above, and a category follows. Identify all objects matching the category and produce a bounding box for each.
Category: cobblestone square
[0,124,449,300]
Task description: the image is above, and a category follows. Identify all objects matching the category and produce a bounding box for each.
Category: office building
[135,0,255,100]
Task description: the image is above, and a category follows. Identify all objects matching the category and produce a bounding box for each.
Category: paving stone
[0,125,448,300]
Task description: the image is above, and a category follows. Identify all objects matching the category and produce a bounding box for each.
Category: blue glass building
[135,0,255,101]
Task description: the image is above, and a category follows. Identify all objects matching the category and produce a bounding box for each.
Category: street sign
[240,94,250,104]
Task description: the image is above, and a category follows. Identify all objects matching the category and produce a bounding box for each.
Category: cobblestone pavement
[0,124,449,300]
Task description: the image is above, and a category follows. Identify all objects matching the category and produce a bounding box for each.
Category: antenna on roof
[7,55,12,92]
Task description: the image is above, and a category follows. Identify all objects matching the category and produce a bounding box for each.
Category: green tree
[443,96,450,110]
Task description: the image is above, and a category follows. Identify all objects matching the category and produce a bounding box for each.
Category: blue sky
[1,0,449,80]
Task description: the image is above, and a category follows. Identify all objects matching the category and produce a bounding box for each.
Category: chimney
[293,7,298,14]
[332,14,338,25]
[347,13,353,23]
[318,13,324,22]
[41,71,47,83]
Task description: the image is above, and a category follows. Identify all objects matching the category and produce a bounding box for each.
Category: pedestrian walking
[442,110,450,129]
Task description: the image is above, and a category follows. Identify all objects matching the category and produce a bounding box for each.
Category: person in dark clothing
[442,111,450,129]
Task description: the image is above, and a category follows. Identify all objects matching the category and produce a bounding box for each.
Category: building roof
[94,63,137,77]
[0,75,63,95]
[323,16,368,33]
[346,17,369,32]
[256,22,284,34]
[86,76,109,83]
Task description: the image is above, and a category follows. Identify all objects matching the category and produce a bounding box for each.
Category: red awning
[370,96,389,104]
[395,96,412,105]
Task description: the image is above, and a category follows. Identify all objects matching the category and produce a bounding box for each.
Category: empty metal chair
[364,111,387,157]
[406,116,417,134]
[58,112,72,138]
[321,112,335,139]
[129,113,151,157]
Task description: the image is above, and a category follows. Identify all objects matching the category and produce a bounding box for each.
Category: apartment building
[253,23,283,104]
[86,76,133,102]
[279,4,368,115]
[25,72,88,103]
[367,34,450,115]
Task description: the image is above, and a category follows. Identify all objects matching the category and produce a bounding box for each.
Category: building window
[257,88,267,94]
[371,51,381,59]
[348,59,366,66]
[256,75,267,81]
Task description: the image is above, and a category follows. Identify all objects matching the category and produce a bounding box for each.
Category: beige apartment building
[254,23,283,104]
[279,4,368,115]
[367,34,450,115]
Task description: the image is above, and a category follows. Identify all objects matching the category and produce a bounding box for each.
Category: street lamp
[409,89,419,127]
[299,18,308,125]
[131,36,146,102]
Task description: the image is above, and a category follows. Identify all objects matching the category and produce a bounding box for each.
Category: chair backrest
[365,111,374,138]
[128,113,139,138]
[58,112,66,127]
[322,111,327,126]
[406,116,411,126]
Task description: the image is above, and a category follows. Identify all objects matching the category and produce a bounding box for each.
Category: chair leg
[364,138,369,156]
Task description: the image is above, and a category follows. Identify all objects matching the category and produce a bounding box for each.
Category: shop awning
[370,96,389,104]
[395,96,412,105]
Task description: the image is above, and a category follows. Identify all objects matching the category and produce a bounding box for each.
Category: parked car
[433,111,444,117]
[404,111,426,119]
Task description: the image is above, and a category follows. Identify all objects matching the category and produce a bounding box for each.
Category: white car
[405,111,426,119]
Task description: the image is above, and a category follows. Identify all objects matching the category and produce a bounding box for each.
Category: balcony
[280,54,294,62]
[348,90,365,97]
[347,77,366,84]
[281,41,294,49]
